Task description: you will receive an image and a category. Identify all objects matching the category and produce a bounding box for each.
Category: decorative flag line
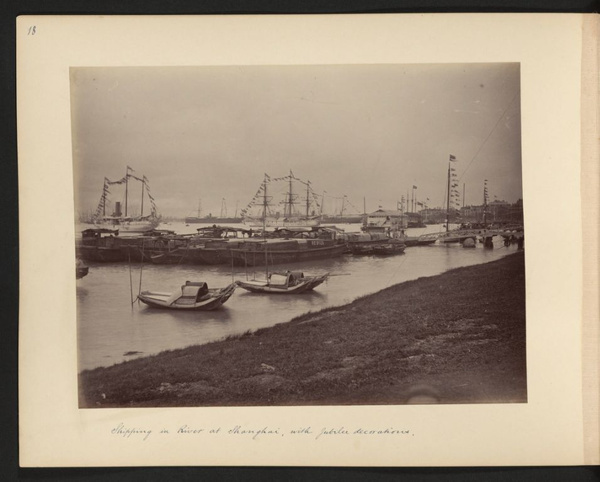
[240,173,321,218]
[94,169,158,218]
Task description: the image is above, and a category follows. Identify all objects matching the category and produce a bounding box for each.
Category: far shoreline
[79,252,527,408]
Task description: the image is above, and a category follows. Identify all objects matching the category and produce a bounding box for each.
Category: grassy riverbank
[79,252,526,407]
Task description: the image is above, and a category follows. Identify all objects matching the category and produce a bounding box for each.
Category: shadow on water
[236,290,326,301]
[76,286,89,301]
[135,302,234,324]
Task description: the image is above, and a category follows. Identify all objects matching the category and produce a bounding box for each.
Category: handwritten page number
[27,26,36,35]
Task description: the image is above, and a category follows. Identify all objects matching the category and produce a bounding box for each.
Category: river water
[76,222,518,371]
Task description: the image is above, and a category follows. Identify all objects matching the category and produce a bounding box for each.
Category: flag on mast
[449,155,457,162]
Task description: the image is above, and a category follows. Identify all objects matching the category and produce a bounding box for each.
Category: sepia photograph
[71,63,526,408]
[18,13,595,468]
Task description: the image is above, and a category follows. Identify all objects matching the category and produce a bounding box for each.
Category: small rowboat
[76,259,89,279]
[236,271,328,294]
[138,281,236,310]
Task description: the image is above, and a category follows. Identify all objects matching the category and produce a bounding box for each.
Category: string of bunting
[94,171,158,217]
[240,173,321,217]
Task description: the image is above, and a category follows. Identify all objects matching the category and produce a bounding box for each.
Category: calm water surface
[76,223,517,371]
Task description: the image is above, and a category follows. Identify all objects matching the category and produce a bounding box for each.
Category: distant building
[405,212,425,228]
[459,199,523,225]
[420,208,446,224]
[364,209,408,230]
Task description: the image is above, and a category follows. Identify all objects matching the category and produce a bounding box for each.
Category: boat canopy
[196,226,253,238]
[82,228,119,237]
[180,281,209,301]
[269,271,305,287]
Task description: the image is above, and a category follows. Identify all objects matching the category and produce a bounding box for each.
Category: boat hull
[185,217,243,224]
[230,244,346,267]
[236,275,327,294]
[404,237,437,247]
[138,283,236,311]
[94,218,159,233]
[371,242,406,255]
[243,216,321,228]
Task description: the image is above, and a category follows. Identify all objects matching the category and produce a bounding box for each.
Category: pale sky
[71,63,521,218]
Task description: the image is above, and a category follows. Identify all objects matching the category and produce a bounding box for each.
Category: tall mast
[140,175,145,216]
[320,191,325,215]
[287,170,293,217]
[306,181,310,217]
[125,167,129,217]
[462,183,465,208]
[262,174,268,277]
[483,179,488,227]
[340,195,346,217]
[262,174,268,230]
[102,178,107,217]
[197,199,202,218]
[446,162,451,232]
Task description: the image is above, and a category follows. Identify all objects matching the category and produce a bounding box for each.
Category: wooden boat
[76,259,89,279]
[348,227,406,255]
[347,231,389,255]
[403,234,438,247]
[231,239,346,266]
[138,281,236,310]
[76,228,179,262]
[236,271,328,294]
[371,240,406,255]
[76,228,124,261]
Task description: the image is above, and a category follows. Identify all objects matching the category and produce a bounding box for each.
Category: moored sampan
[138,281,236,310]
[236,271,329,294]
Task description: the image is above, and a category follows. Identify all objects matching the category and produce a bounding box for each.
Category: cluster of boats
[75,223,524,313]
[136,271,329,311]
[75,224,421,265]
[78,167,525,312]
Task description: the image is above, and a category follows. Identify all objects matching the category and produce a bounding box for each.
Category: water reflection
[76,286,89,301]
[77,223,518,371]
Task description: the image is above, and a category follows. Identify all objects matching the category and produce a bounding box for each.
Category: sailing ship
[185,198,243,224]
[232,174,345,268]
[241,171,321,228]
[92,166,160,233]
[320,194,364,224]
[235,181,330,293]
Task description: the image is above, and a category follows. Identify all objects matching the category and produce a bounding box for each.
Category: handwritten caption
[111,423,413,442]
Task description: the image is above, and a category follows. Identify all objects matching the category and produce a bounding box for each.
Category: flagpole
[125,167,129,217]
[263,174,268,279]
[140,176,145,217]
[446,162,451,233]
[306,181,310,217]
[483,180,488,228]
[102,178,107,217]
